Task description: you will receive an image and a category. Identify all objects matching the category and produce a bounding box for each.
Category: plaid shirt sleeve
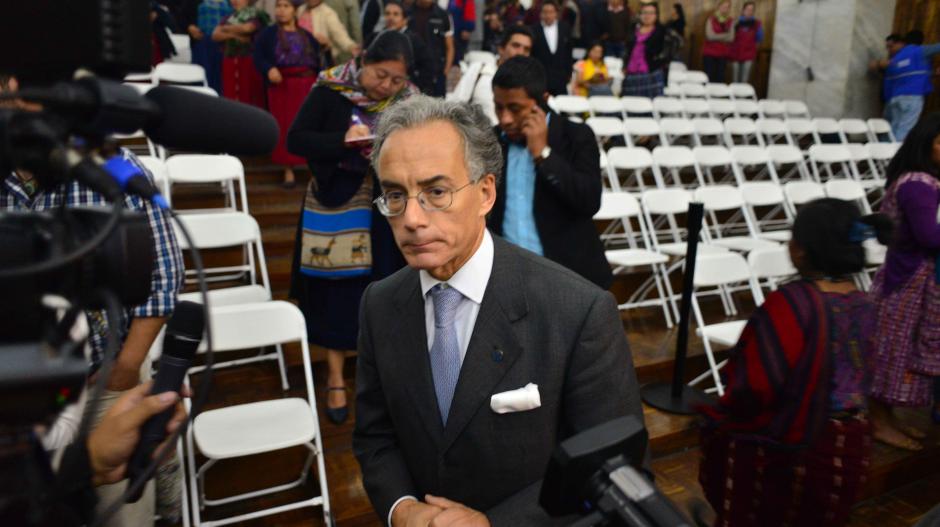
[122,150,184,319]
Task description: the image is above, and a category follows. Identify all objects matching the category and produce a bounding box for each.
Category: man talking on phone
[488,56,612,289]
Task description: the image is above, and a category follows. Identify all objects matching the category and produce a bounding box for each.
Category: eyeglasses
[374,181,474,217]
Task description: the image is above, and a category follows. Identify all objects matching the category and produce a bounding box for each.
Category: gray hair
[371,95,503,183]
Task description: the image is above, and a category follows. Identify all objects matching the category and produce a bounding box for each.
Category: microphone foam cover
[145,86,279,156]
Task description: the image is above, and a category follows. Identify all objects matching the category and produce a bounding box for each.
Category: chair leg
[179,439,191,527]
[651,266,674,329]
[275,343,290,391]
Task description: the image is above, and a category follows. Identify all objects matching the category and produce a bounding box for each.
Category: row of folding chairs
[550,94,808,120]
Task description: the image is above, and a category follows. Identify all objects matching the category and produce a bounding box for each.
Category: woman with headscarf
[254,0,321,187]
[213,0,271,107]
[287,31,418,424]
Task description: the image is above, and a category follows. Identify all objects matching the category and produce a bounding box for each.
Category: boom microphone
[14,78,280,156]
[125,301,204,503]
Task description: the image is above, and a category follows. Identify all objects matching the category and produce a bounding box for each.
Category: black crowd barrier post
[641,202,712,415]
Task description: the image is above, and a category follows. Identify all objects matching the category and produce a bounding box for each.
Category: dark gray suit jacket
[353,234,646,526]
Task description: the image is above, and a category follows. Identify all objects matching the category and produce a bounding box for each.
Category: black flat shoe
[325,386,348,424]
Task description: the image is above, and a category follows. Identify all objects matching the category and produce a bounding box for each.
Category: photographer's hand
[87,381,186,486]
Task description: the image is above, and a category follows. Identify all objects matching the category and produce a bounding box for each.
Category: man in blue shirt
[487,56,612,289]
[876,30,940,140]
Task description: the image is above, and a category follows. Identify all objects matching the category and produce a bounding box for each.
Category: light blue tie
[429,284,463,425]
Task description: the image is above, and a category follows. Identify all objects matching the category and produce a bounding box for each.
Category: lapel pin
[492,348,504,362]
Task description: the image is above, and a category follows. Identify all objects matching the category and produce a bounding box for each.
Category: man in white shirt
[449,26,534,124]
[353,95,644,526]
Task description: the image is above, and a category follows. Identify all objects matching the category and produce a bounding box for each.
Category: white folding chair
[766,144,813,182]
[748,245,798,294]
[124,70,155,84]
[623,117,664,147]
[667,71,687,86]
[865,142,900,178]
[733,99,760,118]
[784,180,825,214]
[867,118,897,143]
[755,118,791,145]
[785,118,816,149]
[166,154,249,213]
[669,61,688,73]
[682,98,711,118]
[844,143,882,188]
[691,117,725,146]
[723,117,764,147]
[604,56,624,73]
[154,62,208,86]
[663,85,682,97]
[595,192,675,327]
[740,182,794,242]
[589,95,625,117]
[464,50,497,65]
[652,96,684,118]
[186,301,331,527]
[693,145,735,185]
[708,99,736,120]
[839,118,870,144]
[825,179,873,213]
[137,155,172,203]
[807,144,858,182]
[607,147,664,190]
[680,82,708,99]
[551,95,591,118]
[622,96,655,116]
[811,118,844,144]
[705,83,732,99]
[694,185,780,253]
[168,34,193,64]
[683,70,709,84]
[730,145,780,185]
[659,117,696,146]
[652,146,705,188]
[757,99,787,119]
[783,99,811,118]
[729,82,757,100]
[586,116,627,149]
[688,252,765,396]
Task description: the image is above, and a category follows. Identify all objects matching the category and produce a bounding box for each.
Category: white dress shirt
[543,22,559,54]
[387,229,495,526]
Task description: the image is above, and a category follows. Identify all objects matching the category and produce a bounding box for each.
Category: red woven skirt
[699,416,871,527]
[267,67,315,166]
[222,55,265,108]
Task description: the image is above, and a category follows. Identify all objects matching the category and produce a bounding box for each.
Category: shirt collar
[419,229,494,305]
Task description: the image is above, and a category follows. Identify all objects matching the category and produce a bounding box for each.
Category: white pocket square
[490,383,541,414]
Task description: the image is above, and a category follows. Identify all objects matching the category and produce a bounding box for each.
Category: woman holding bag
[287,31,418,424]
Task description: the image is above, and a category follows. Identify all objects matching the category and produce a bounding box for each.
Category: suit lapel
[390,271,445,443]
[440,239,528,452]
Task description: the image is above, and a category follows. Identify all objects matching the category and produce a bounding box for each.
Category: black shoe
[325,386,348,424]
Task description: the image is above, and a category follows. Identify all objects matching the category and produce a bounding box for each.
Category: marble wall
[769,0,896,118]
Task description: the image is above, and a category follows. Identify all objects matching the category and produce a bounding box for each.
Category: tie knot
[430,284,463,328]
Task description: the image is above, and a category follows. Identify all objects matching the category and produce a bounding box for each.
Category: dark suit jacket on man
[353,236,644,525]
[488,113,613,290]
[530,21,574,95]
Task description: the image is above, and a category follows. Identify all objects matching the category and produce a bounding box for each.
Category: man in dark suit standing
[529,0,573,96]
[488,56,612,290]
[354,95,644,526]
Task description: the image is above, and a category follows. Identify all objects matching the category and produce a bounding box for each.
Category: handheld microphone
[125,301,204,503]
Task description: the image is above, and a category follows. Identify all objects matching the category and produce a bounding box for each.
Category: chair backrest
[785,118,814,135]
[812,117,842,137]
[551,95,591,114]
[465,50,496,65]
[603,56,624,72]
[166,154,245,183]
[642,187,692,215]
[839,118,869,137]
[740,181,785,206]
[586,116,625,139]
[652,145,695,168]
[669,61,688,73]
[708,99,736,117]
[668,71,687,85]
[594,191,641,220]
[623,117,661,137]
[168,34,192,63]
[729,83,757,100]
[766,144,805,165]
[733,99,759,116]
[705,83,732,98]
[607,146,654,169]
[589,95,624,115]
[867,118,895,141]
[808,144,852,164]
[683,70,709,84]
[758,99,786,117]
[866,141,900,161]
[844,143,870,163]
[784,99,810,118]
[755,118,788,136]
[681,83,707,98]
[653,96,684,115]
[784,180,825,207]
[724,117,758,135]
[730,145,770,166]
[694,185,746,212]
[825,179,870,211]
[694,252,752,287]
[621,96,654,115]
[174,211,262,250]
[200,301,306,353]
[154,62,208,86]
[682,98,710,116]
[663,85,682,97]
[748,245,797,280]
[660,117,695,137]
[692,117,724,137]
[693,145,733,167]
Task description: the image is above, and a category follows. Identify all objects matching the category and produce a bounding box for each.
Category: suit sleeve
[535,122,603,217]
[353,283,419,523]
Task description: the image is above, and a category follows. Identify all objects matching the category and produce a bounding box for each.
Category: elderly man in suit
[529,0,573,95]
[353,94,645,526]
[488,56,612,290]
